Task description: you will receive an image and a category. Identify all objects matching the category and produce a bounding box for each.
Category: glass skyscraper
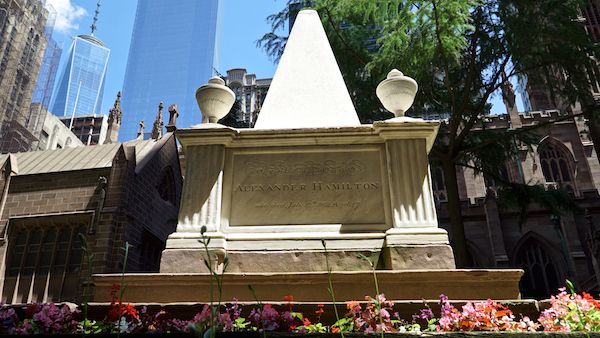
[32,38,61,109]
[120,0,221,141]
[50,34,110,117]
[32,5,61,110]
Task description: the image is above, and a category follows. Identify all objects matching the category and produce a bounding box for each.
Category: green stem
[248,285,266,338]
[117,242,130,338]
[372,264,383,338]
[322,240,344,338]
[200,232,215,338]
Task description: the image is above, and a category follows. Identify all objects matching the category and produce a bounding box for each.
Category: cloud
[45,0,87,33]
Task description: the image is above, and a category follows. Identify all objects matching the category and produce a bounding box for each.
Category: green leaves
[332,317,354,333]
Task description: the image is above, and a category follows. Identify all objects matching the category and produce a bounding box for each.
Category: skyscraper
[120,0,221,141]
[32,3,61,109]
[50,1,109,118]
[0,0,50,153]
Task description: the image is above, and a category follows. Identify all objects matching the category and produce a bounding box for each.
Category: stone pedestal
[160,119,455,273]
[93,269,523,303]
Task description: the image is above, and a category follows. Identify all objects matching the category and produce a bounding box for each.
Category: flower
[315,304,324,315]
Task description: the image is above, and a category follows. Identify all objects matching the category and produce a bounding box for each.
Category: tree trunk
[441,158,469,267]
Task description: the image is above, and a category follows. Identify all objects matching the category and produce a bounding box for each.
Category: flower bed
[1,285,600,335]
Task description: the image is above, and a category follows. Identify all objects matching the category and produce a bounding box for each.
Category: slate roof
[0,133,174,176]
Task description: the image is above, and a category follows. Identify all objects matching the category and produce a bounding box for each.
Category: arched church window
[538,141,575,192]
[430,165,447,203]
[0,8,7,36]
[514,236,564,299]
[157,166,176,204]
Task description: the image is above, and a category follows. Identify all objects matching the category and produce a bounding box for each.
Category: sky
[46,0,284,118]
[44,0,513,118]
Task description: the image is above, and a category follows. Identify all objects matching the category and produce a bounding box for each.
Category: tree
[259,0,595,267]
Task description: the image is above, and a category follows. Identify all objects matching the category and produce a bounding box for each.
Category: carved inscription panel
[229,150,385,226]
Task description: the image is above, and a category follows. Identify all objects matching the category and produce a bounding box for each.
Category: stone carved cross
[167,104,179,132]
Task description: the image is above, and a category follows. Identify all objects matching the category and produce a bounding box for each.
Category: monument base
[161,232,456,273]
[92,269,523,303]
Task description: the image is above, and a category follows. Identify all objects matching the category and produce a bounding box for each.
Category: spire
[151,101,164,140]
[90,0,101,36]
[254,9,360,129]
[105,91,122,144]
[500,71,521,128]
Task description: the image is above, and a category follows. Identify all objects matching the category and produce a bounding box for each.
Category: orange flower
[331,327,340,333]
[347,300,360,310]
[583,292,600,309]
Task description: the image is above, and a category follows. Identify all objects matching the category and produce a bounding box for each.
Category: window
[514,236,564,299]
[140,229,165,272]
[538,141,576,193]
[0,8,7,36]
[3,224,85,303]
[430,165,447,203]
[157,166,176,204]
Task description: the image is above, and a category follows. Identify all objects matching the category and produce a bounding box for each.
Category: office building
[58,114,107,146]
[50,2,110,118]
[120,0,221,141]
[0,0,50,153]
[220,68,271,128]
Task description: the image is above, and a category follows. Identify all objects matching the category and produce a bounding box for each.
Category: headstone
[161,9,455,273]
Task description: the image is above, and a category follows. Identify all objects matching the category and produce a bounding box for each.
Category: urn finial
[376,69,418,117]
[196,76,235,124]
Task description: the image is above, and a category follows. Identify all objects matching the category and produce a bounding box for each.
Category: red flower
[332,327,340,333]
[107,302,139,322]
[583,292,600,309]
[315,304,324,315]
[303,318,311,326]
[284,295,294,311]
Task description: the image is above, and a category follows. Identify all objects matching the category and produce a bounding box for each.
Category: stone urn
[196,76,235,123]
[376,69,418,117]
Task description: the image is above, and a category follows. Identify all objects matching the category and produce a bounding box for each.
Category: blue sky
[48,0,284,117]
[46,0,511,118]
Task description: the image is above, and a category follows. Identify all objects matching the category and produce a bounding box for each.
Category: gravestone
[94,9,523,303]
[160,9,455,273]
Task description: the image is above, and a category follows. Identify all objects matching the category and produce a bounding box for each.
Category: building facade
[220,68,271,128]
[0,0,50,153]
[0,132,182,303]
[432,82,600,299]
[37,110,83,150]
[59,114,108,146]
[32,38,61,110]
[50,34,110,118]
[120,0,222,141]
[31,4,60,111]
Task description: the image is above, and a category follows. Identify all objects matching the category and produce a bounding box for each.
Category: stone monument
[161,9,454,274]
[93,9,522,303]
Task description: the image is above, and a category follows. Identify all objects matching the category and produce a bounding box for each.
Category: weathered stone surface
[160,249,214,274]
[93,269,524,303]
[225,250,382,273]
[383,245,456,270]
[228,149,386,226]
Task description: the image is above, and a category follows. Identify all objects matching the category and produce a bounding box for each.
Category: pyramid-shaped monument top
[254,9,360,129]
